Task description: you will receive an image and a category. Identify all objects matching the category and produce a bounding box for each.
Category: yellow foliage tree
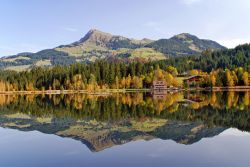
[165,73,174,86]
[210,73,216,87]
[125,74,131,88]
[132,76,143,89]
[226,70,234,87]
[166,66,178,76]
[121,77,126,89]
[115,76,119,89]
[154,65,164,80]
[242,71,249,86]
[72,74,85,90]
[189,69,199,76]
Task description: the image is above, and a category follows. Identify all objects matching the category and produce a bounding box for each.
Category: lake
[0,91,250,167]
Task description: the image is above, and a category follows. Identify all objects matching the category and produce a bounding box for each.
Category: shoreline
[0,89,151,95]
[1,87,250,95]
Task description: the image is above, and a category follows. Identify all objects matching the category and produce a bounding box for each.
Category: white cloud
[218,38,250,48]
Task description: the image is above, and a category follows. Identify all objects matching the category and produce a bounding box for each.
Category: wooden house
[183,75,207,87]
[153,80,167,90]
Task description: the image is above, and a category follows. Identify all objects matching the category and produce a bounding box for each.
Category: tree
[52,79,61,90]
[87,74,97,92]
[25,82,35,91]
[115,76,119,89]
[189,70,199,76]
[232,71,238,86]
[165,73,174,86]
[125,74,131,88]
[132,76,143,89]
[210,72,216,87]
[236,67,244,85]
[226,70,234,87]
[154,65,164,80]
[144,75,153,87]
[89,74,96,85]
[72,74,85,90]
[121,77,126,89]
[166,66,178,76]
[242,71,249,86]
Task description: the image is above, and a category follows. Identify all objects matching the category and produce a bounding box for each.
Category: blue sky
[1,0,250,56]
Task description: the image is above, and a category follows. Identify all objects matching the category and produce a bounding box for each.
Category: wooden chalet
[151,80,168,99]
[183,75,207,87]
[153,80,167,90]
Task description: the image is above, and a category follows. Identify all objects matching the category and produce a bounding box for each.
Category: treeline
[154,43,250,72]
[1,63,249,91]
[0,61,180,91]
[208,68,249,87]
[0,44,250,91]
[1,92,250,131]
[187,67,250,87]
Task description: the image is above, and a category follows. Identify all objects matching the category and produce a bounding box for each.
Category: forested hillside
[0,44,249,91]
[0,29,225,71]
[156,44,250,72]
[146,33,225,56]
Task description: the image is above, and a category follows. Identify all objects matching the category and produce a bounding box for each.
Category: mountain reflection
[0,91,249,152]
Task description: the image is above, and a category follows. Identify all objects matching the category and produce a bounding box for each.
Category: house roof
[183,75,207,81]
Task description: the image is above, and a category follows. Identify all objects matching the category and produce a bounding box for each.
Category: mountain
[146,33,226,56]
[55,29,158,62]
[0,113,225,152]
[0,29,225,71]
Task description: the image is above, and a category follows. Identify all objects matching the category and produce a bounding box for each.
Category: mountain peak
[78,29,113,43]
[88,28,105,34]
[171,33,198,40]
[0,29,226,71]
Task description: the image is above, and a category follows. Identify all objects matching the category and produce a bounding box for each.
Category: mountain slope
[146,33,226,56]
[0,113,225,152]
[0,29,225,71]
[56,29,143,56]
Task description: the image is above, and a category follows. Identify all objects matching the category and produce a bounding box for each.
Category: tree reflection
[0,91,250,131]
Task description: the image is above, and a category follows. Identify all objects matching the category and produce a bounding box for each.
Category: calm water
[0,91,250,167]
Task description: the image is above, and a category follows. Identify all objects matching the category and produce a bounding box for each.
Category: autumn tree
[115,76,119,89]
[166,66,178,76]
[72,74,85,90]
[131,76,143,89]
[242,71,249,86]
[210,72,217,87]
[226,70,235,87]
[165,73,174,86]
[125,74,131,88]
[189,69,199,76]
[52,79,60,90]
[154,65,164,80]
[121,77,126,89]
[87,74,97,91]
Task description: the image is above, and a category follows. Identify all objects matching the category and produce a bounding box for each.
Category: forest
[0,44,250,91]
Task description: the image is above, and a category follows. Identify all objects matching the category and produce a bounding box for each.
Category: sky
[0,0,250,56]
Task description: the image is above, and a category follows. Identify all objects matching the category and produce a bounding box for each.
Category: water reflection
[0,91,250,152]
